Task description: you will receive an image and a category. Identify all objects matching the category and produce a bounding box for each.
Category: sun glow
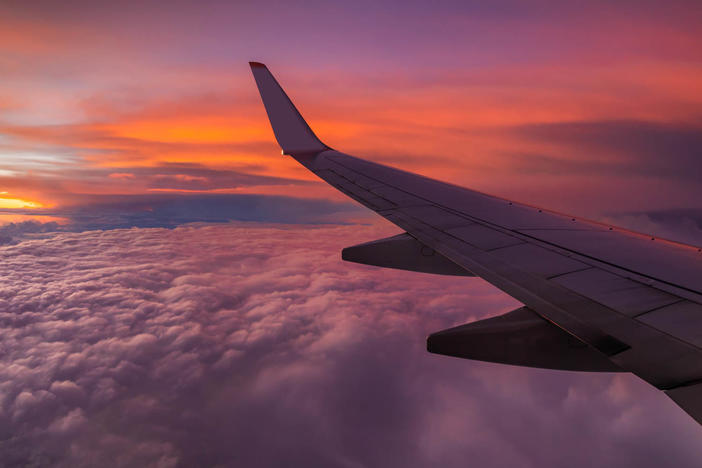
[0,197,43,209]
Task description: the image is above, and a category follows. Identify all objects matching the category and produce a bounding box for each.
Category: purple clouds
[0,223,700,467]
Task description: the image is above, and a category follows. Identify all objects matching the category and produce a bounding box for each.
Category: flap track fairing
[428,306,623,372]
[342,232,473,276]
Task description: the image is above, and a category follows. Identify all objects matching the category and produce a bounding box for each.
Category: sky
[1,0,702,466]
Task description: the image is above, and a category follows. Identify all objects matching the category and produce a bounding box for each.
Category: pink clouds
[0,223,699,466]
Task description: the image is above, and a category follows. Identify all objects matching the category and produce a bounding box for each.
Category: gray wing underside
[249,62,702,425]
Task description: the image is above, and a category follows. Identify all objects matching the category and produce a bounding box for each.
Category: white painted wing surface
[249,62,702,425]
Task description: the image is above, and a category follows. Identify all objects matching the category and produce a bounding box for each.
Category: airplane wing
[249,61,702,425]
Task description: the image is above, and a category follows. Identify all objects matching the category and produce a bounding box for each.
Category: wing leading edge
[249,62,702,426]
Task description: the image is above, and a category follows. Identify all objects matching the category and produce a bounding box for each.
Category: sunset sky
[2,0,702,231]
[2,1,702,466]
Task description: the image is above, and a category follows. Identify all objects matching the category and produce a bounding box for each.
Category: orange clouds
[108,173,135,179]
[103,118,267,145]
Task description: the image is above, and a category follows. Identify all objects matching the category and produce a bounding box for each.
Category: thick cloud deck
[0,224,700,467]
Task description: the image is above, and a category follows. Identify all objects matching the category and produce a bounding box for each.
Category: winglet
[249,62,329,155]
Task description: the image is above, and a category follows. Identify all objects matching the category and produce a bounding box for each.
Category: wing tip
[248,61,329,155]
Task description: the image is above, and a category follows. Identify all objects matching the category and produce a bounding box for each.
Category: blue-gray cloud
[0,193,367,238]
[55,193,367,230]
[0,220,61,245]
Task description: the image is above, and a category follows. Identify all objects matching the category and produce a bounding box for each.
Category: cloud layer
[0,223,700,467]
